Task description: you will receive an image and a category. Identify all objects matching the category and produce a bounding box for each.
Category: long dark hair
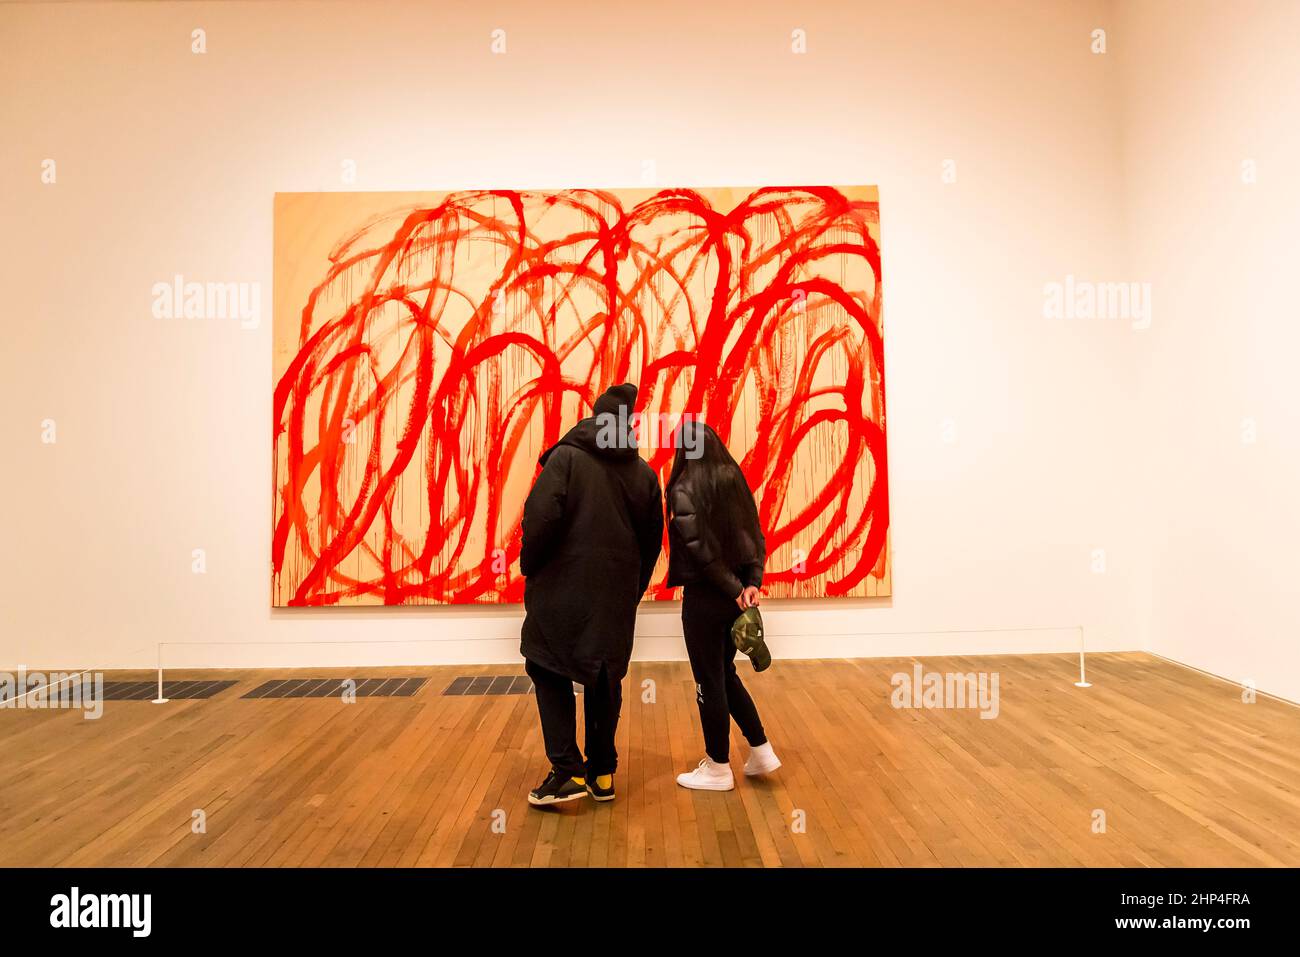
[666,420,762,556]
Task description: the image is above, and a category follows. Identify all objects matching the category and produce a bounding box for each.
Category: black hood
[539,383,640,465]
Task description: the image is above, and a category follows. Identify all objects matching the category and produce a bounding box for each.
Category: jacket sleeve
[636,470,665,596]
[520,447,573,577]
[741,490,766,588]
[742,533,766,589]
[669,486,743,599]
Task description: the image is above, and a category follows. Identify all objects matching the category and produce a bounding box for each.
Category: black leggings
[525,658,622,780]
[681,583,767,763]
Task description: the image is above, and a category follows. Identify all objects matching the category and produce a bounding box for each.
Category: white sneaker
[676,757,735,791]
[744,742,781,776]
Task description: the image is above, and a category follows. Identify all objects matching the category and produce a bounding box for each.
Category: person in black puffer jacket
[519,383,663,807]
[666,420,781,791]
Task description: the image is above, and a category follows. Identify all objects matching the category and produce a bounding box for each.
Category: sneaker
[528,770,588,806]
[743,742,782,776]
[586,773,615,802]
[676,757,735,791]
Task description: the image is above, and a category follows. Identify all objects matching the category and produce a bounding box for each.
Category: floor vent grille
[241,677,427,699]
[0,679,242,702]
[442,675,533,696]
[141,680,239,700]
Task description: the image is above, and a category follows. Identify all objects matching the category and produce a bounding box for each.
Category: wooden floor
[1,652,1297,867]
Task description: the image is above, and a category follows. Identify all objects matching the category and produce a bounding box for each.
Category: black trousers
[525,657,622,780]
[681,583,767,763]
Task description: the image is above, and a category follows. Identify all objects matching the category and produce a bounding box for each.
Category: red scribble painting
[272,186,889,606]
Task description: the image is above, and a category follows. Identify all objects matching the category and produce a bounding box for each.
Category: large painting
[273,187,889,606]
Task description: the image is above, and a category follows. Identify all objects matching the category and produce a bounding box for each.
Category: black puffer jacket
[665,476,765,599]
[519,385,663,685]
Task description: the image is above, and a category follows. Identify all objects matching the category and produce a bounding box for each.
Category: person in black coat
[665,420,781,791]
[519,383,663,806]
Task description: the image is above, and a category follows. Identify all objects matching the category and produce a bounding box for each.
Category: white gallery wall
[0,0,1287,701]
[1117,0,1300,704]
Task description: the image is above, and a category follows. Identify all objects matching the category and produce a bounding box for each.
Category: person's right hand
[737,585,761,610]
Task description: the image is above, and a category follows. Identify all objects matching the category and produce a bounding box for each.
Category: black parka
[519,387,664,685]
[665,477,765,599]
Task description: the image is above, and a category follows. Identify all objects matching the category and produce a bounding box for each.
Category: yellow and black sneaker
[586,774,615,802]
[528,770,588,807]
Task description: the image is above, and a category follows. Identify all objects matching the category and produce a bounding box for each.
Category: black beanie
[592,383,638,417]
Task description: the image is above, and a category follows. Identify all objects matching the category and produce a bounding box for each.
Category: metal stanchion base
[1074,681,1092,688]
